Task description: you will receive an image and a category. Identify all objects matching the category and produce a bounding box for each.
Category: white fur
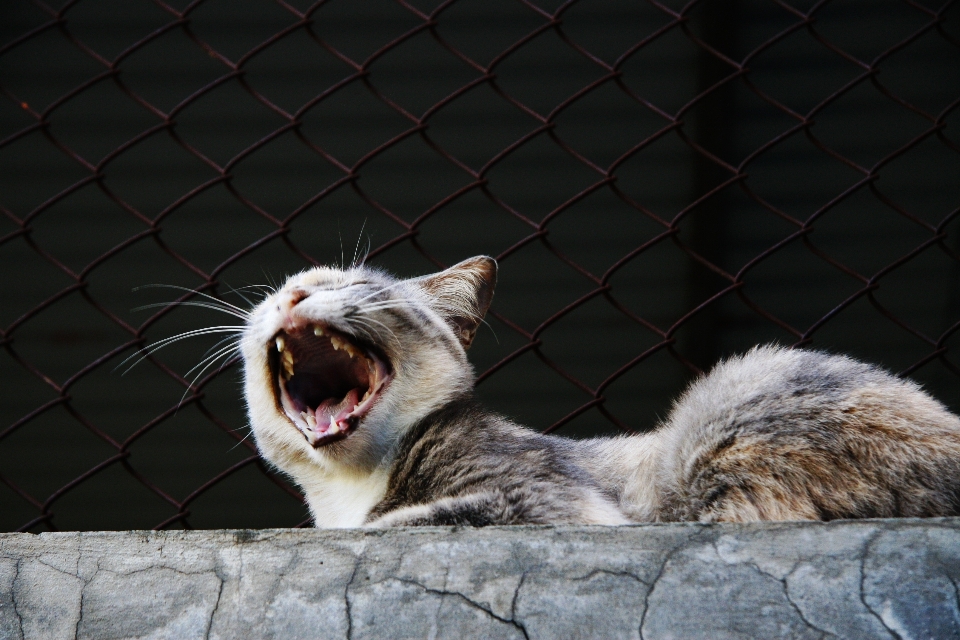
[241,264,480,525]
[578,436,662,522]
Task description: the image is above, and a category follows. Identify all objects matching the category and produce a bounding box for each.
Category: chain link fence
[1,0,959,532]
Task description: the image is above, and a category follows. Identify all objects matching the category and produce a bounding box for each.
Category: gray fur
[240,257,960,526]
[366,398,626,526]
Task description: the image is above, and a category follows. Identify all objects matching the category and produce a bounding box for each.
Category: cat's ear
[417,256,497,349]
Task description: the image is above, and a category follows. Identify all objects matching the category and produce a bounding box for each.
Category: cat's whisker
[232,283,276,299]
[260,269,280,293]
[353,299,420,313]
[177,345,242,408]
[353,280,413,305]
[184,340,242,379]
[351,316,400,348]
[355,299,418,308]
[351,220,368,269]
[346,315,380,335]
[134,326,245,351]
[228,426,256,452]
[133,301,250,321]
[479,317,499,344]
[118,326,245,373]
[133,284,247,313]
[352,305,410,316]
[134,284,251,317]
[224,283,259,309]
[184,336,243,378]
[234,283,276,292]
[357,236,372,267]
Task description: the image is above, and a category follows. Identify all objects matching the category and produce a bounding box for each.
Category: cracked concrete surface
[1,520,958,639]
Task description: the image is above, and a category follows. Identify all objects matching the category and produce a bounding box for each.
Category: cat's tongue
[298,387,362,441]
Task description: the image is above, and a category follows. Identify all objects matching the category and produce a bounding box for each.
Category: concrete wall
[1,519,959,639]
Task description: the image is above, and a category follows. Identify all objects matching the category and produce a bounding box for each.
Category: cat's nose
[277,288,309,327]
[278,288,308,311]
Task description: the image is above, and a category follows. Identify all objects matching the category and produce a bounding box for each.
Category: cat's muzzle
[269,325,392,447]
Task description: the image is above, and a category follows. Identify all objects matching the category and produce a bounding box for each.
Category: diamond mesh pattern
[1,0,958,531]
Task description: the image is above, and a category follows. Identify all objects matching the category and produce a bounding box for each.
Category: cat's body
[239,256,960,527]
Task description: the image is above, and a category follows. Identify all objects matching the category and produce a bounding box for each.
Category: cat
[238,255,960,527]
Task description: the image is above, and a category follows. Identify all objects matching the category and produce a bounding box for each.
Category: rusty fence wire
[1,0,959,532]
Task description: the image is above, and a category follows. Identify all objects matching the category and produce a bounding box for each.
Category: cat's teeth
[278,337,294,378]
[362,390,371,402]
[306,413,317,429]
[328,423,340,436]
[281,349,295,378]
[314,326,324,337]
[329,335,361,359]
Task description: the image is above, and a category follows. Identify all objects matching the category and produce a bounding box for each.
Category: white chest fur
[297,467,390,528]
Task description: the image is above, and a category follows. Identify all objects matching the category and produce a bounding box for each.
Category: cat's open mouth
[270,325,392,448]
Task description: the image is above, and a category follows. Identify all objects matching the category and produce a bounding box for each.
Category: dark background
[1,0,958,531]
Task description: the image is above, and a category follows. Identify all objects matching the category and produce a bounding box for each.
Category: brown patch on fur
[665,384,960,522]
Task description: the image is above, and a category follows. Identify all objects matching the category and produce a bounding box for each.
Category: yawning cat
[239,256,960,527]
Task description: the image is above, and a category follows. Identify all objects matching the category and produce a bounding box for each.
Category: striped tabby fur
[240,256,960,526]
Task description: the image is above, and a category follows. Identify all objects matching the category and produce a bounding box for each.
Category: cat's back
[368,398,630,526]
[652,345,960,521]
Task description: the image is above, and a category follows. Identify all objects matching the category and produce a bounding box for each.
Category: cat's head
[241,256,496,473]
